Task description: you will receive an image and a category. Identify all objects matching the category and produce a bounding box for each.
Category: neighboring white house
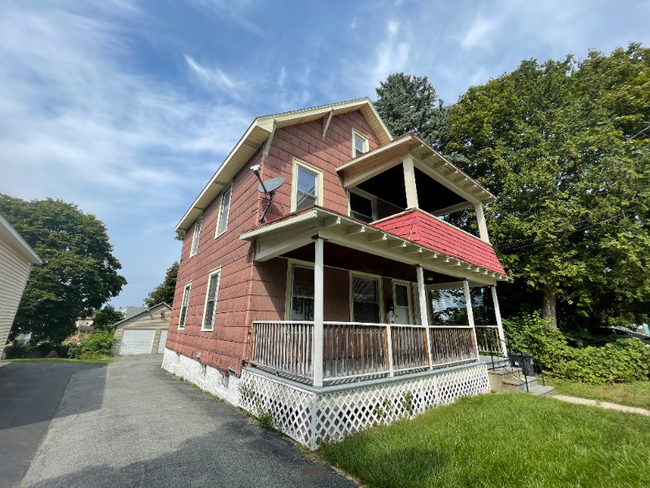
[0,213,42,354]
[112,302,171,355]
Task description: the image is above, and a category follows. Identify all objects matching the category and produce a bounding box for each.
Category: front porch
[239,206,510,448]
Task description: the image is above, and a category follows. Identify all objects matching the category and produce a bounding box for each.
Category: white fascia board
[0,213,42,264]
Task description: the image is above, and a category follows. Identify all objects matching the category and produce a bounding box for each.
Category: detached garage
[113,302,171,355]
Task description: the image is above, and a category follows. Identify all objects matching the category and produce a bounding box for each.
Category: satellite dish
[258,177,285,194]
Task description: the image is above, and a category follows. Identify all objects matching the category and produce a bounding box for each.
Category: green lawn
[318,394,650,488]
[1,357,112,365]
[546,378,650,410]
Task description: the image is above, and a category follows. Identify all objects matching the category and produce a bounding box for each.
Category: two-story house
[162,98,511,449]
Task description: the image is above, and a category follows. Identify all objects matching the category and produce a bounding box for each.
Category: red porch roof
[372,209,507,276]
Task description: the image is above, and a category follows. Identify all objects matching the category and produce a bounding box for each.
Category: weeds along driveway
[18,355,354,488]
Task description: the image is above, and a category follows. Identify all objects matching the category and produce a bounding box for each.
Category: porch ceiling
[284,241,458,284]
[240,207,511,286]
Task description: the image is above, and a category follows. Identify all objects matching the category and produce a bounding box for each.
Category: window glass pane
[179,285,191,327]
[297,168,316,195]
[296,192,316,211]
[352,276,379,323]
[203,272,220,328]
[394,284,409,307]
[350,192,373,223]
[217,188,231,235]
[190,216,202,256]
[290,265,314,321]
[354,135,366,157]
[203,301,215,327]
[431,288,468,325]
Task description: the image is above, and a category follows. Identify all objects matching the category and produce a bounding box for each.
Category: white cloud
[278,66,287,89]
[387,19,399,36]
[184,54,239,93]
[351,17,357,29]
[461,15,500,50]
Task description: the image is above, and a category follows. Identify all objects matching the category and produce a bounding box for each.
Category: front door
[393,282,411,324]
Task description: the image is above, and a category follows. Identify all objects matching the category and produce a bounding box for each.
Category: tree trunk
[542,282,557,328]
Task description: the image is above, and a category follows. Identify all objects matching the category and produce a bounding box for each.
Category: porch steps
[488,367,554,396]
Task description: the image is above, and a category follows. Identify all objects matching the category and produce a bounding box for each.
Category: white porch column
[491,286,508,357]
[416,266,434,369]
[463,279,480,357]
[474,203,490,244]
[402,155,419,209]
[313,237,324,388]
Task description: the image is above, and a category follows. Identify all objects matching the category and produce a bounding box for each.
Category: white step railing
[249,320,479,385]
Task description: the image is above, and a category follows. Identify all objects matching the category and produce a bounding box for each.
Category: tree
[0,195,127,343]
[374,73,451,152]
[445,43,650,328]
[93,305,124,332]
[144,262,178,307]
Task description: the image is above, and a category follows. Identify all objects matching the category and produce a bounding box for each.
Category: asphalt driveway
[1,356,355,488]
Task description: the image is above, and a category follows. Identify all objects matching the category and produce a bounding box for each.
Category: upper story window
[292,159,322,211]
[349,190,376,223]
[215,185,232,238]
[189,215,202,257]
[201,268,221,331]
[178,282,192,329]
[352,129,369,158]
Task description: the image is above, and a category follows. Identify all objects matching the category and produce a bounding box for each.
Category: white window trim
[349,271,384,324]
[348,188,377,222]
[351,128,369,158]
[392,279,413,325]
[215,184,233,238]
[178,282,192,330]
[201,267,222,332]
[189,214,203,258]
[291,159,323,212]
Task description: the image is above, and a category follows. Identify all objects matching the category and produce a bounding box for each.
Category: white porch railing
[249,320,479,386]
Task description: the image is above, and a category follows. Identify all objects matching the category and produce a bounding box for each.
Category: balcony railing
[249,321,479,386]
[475,326,501,355]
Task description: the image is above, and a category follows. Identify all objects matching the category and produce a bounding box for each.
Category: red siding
[373,210,506,275]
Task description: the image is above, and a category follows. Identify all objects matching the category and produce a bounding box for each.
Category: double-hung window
[216,185,232,237]
[178,282,192,329]
[352,130,369,157]
[190,215,202,257]
[292,160,321,211]
[289,264,314,321]
[351,275,380,323]
[202,269,221,331]
[349,190,375,223]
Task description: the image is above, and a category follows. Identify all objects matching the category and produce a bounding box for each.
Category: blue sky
[1,0,649,308]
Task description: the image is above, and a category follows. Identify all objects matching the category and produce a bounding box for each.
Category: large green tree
[0,195,127,343]
[374,73,451,152]
[445,43,650,328]
[144,261,178,307]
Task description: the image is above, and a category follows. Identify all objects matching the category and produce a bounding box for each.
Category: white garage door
[157,330,168,354]
[118,329,155,355]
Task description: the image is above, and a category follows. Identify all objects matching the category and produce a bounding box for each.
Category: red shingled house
[162,98,511,448]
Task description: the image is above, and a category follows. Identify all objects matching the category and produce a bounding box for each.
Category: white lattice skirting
[239,362,490,450]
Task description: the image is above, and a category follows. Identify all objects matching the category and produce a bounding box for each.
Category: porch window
[216,185,232,237]
[352,275,380,323]
[190,215,202,257]
[349,190,375,223]
[201,269,221,331]
[290,264,314,321]
[178,282,192,329]
[352,130,368,157]
[392,282,411,324]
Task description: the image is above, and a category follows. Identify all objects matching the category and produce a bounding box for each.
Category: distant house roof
[120,306,148,319]
[176,98,392,232]
[0,213,42,265]
[113,302,172,330]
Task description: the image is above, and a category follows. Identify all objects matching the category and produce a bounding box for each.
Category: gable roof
[113,302,171,330]
[336,133,496,205]
[176,98,392,231]
[0,213,42,265]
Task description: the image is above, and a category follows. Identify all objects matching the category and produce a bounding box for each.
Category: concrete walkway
[552,394,650,417]
[4,356,355,488]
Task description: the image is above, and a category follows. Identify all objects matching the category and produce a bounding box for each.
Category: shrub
[503,312,650,384]
[68,330,114,359]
